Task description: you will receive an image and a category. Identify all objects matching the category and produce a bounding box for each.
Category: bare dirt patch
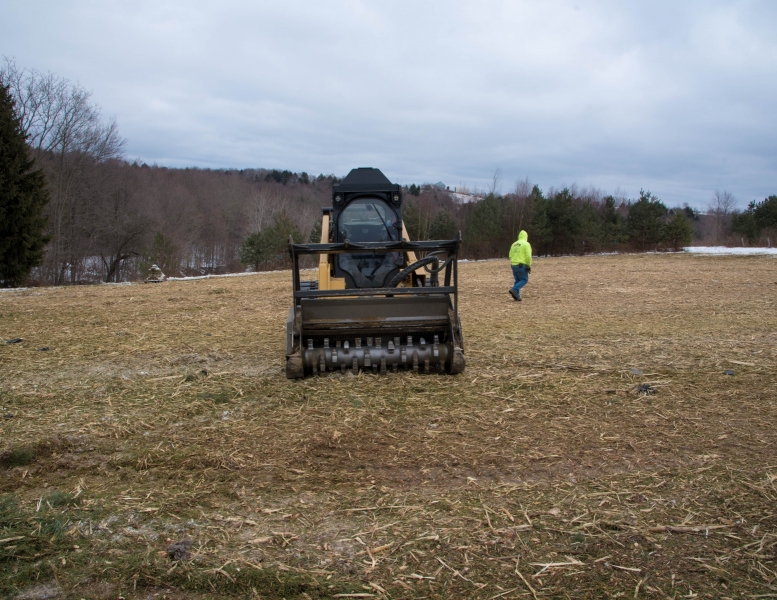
[1,254,776,598]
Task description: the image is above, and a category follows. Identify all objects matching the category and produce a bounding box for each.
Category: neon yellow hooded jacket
[509,230,532,267]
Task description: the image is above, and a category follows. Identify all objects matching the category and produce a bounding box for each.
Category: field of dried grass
[1,253,776,599]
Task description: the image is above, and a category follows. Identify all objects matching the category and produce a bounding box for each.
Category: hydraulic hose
[387,255,441,288]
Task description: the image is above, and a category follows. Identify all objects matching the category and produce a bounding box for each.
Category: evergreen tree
[682,204,699,222]
[402,200,423,240]
[664,211,693,251]
[732,195,777,243]
[545,188,581,255]
[0,83,49,287]
[264,169,294,185]
[308,218,322,243]
[467,194,502,240]
[731,206,760,243]
[527,186,551,255]
[600,196,626,245]
[465,193,502,258]
[625,190,667,251]
[428,210,458,240]
[577,201,603,254]
[753,195,777,230]
[239,230,267,271]
[239,211,302,270]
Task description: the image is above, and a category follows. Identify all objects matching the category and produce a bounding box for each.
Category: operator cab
[331,169,404,288]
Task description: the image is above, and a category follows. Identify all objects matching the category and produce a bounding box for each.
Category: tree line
[1,59,339,285]
[731,196,777,243]
[2,60,775,287]
[403,185,701,258]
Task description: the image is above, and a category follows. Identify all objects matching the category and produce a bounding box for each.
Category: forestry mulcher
[285,167,465,378]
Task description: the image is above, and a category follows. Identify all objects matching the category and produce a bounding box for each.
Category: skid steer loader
[285,167,465,378]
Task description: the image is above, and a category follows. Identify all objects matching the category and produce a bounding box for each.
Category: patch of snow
[684,246,777,255]
[458,258,505,264]
[166,268,316,282]
[168,271,271,281]
[451,192,483,204]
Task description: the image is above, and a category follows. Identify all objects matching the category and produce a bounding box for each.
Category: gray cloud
[2,0,776,208]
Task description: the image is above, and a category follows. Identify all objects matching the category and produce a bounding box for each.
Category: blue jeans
[511,264,528,297]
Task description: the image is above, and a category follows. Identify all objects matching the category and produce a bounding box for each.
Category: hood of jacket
[518,230,528,242]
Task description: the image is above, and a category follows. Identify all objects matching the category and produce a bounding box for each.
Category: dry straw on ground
[1,253,776,599]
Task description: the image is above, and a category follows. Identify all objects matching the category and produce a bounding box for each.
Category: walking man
[509,230,532,301]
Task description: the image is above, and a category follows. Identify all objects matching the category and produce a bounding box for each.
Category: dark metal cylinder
[302,335,449,374]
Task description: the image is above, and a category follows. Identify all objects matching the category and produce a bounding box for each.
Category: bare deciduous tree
[1,58,125,283]
[1,59,124,162]
[246,187,282,233]
[490,166,502,196]
[93,162,151,282]
[507,177,532,239]
[709,189,736,242]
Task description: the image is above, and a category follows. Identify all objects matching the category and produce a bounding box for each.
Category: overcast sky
[2,0,776,208]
